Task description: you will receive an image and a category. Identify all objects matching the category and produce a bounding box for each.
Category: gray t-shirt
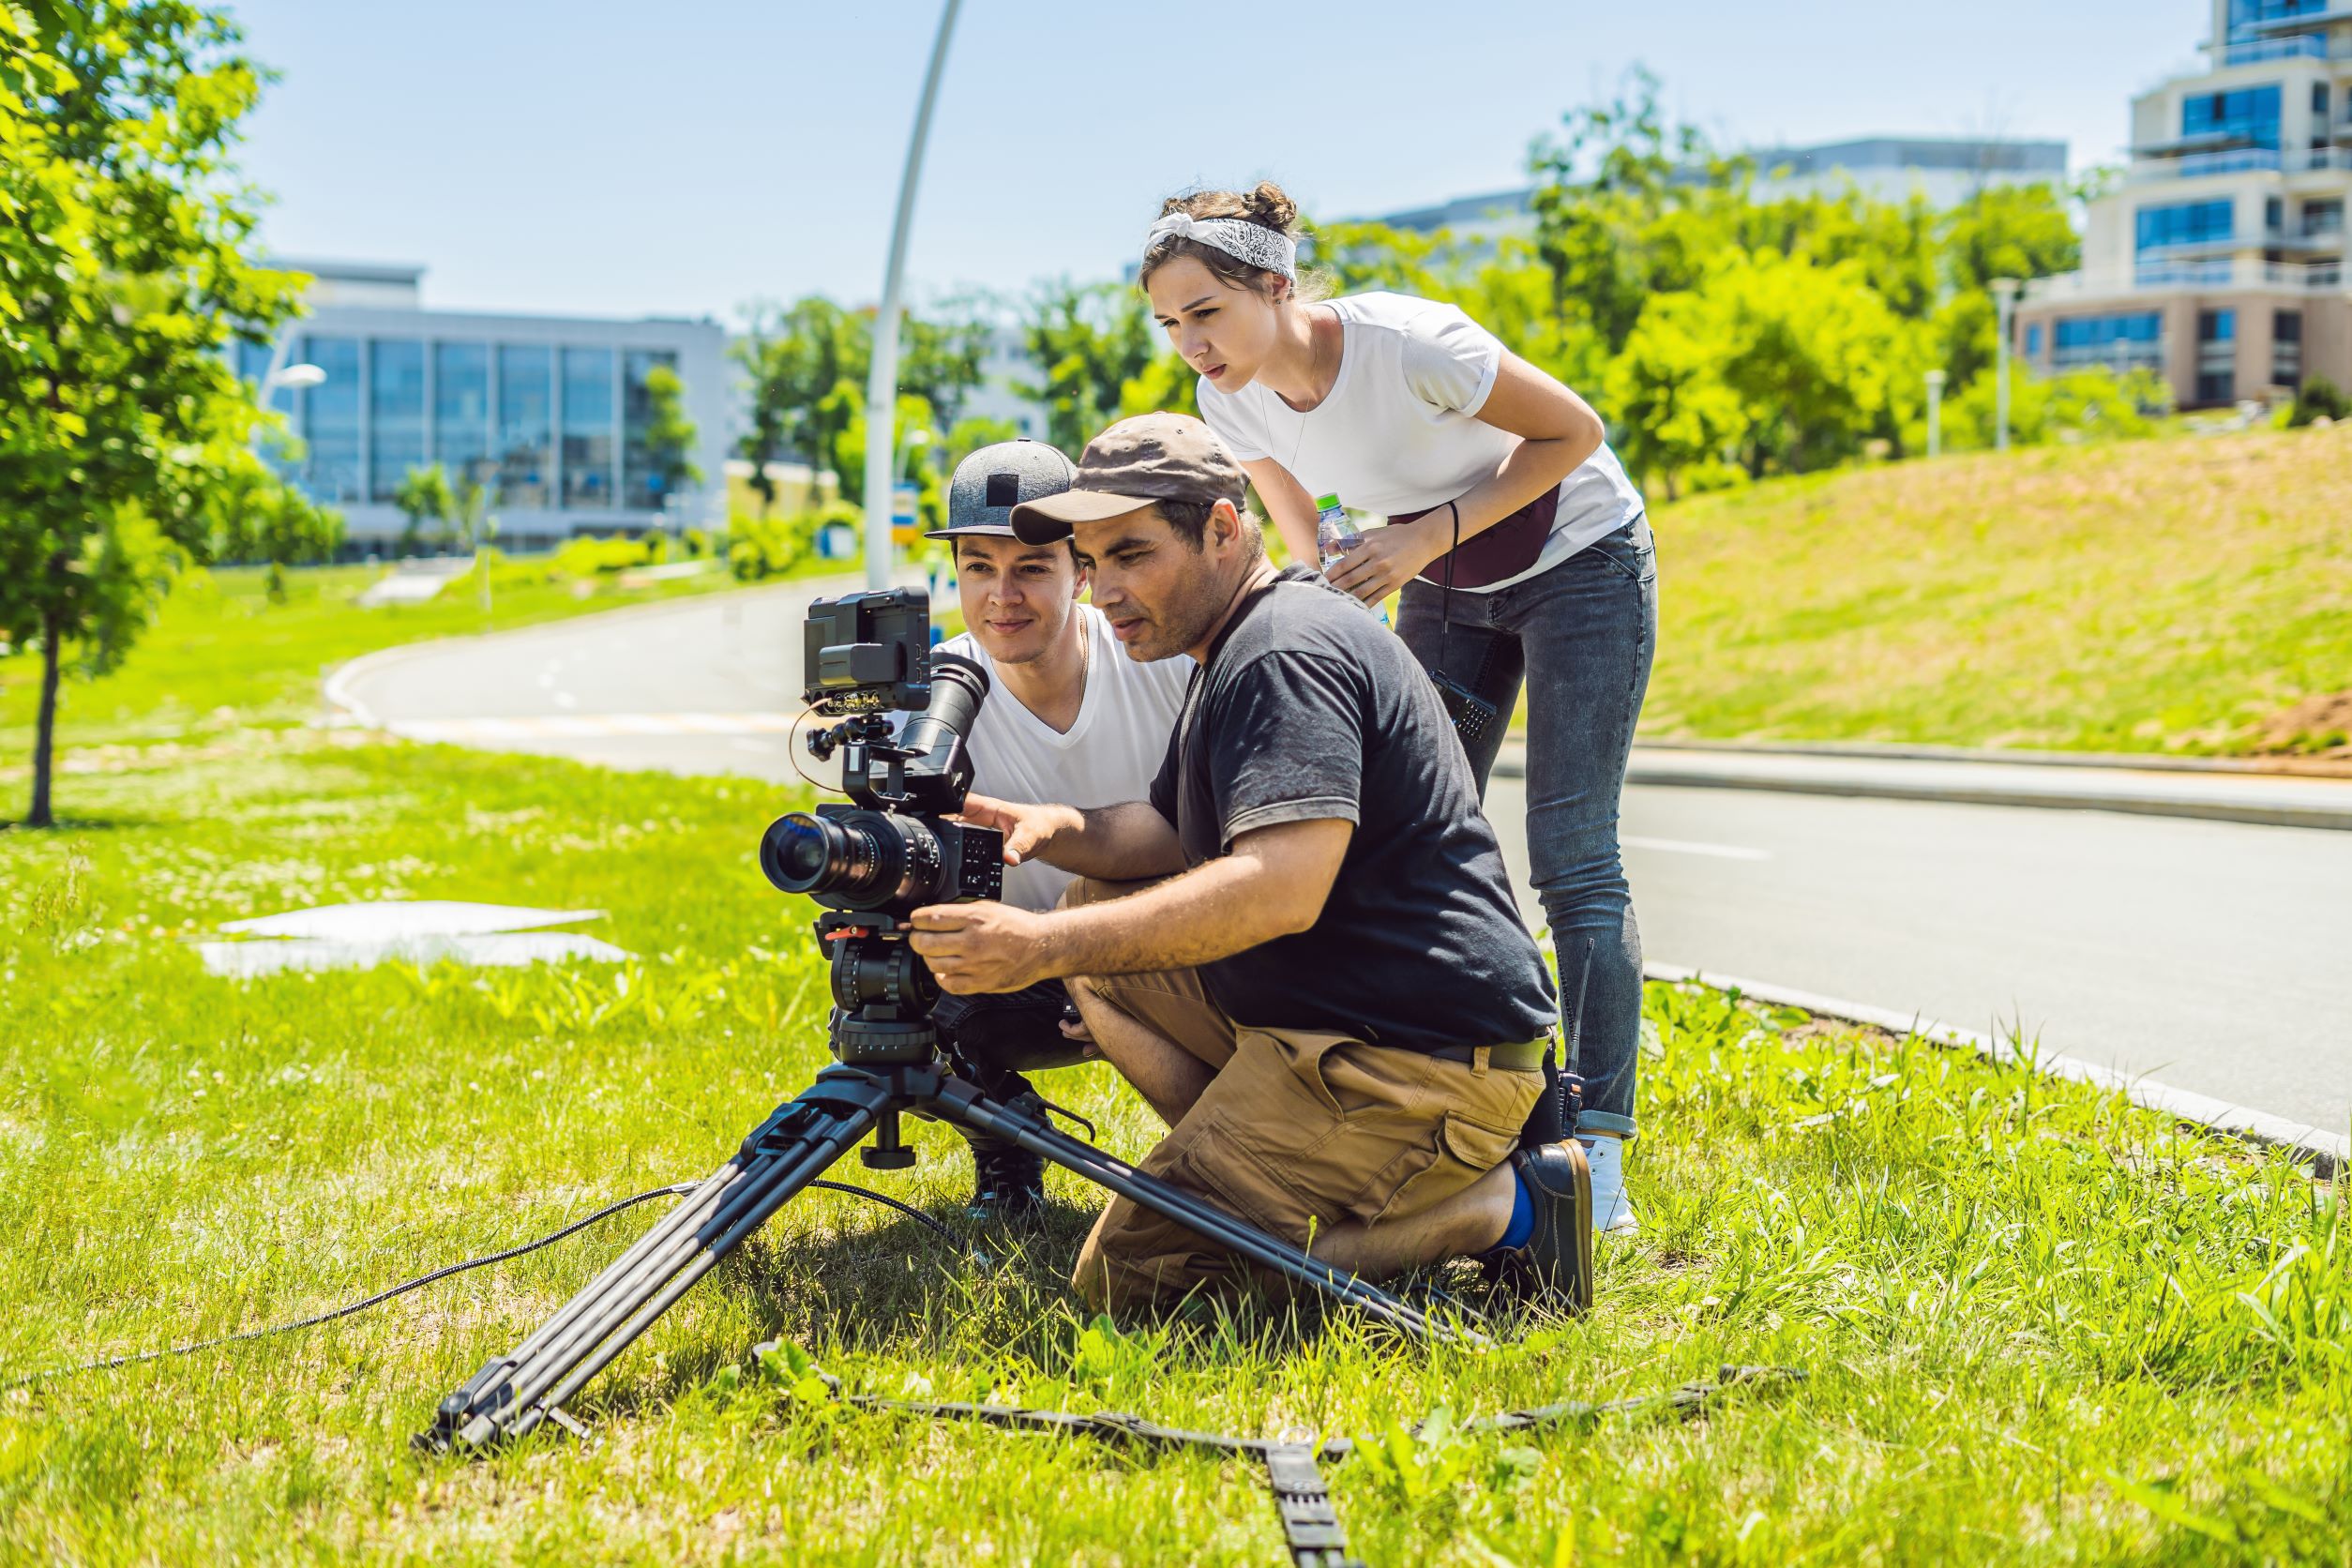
[1149,567,1556,1052]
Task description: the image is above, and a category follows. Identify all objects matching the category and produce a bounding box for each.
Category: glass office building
[2016,0,2351,408]
[236,261,732,553]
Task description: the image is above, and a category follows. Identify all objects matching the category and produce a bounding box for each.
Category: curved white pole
[864,0,964,589]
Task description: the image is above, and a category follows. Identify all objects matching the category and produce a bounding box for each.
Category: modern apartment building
[240,261,735,552]
[2015,0,2351,408]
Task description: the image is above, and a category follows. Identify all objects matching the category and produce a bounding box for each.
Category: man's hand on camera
[953,793,1075,867]
[905,900,1054,994]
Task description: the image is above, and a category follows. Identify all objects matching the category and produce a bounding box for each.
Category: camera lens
[760,808,945,911]
[767,814,844,888]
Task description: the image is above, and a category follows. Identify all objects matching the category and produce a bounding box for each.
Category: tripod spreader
[418,1063,1484,1454]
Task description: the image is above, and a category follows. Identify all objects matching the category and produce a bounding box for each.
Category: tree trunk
[28,606,63,829]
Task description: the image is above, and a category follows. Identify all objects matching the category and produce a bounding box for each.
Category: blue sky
[228,0,2210,324]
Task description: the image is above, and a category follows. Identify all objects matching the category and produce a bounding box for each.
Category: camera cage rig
[418,586,1480,1458]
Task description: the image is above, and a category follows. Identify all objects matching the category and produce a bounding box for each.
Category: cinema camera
[417,589,1476,1457]
[760,589,1003,1076]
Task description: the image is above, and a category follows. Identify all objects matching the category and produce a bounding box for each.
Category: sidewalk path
[1494,740,2352,832]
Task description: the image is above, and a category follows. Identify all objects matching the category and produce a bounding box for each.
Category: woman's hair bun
[1240,181,1298,233]
[1161,181,1301,236]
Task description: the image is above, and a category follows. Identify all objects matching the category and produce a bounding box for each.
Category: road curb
[319,573,869,731]
[1489,746,2352,832]
[1635,736,2352,780]
[1646,961,2347,1181]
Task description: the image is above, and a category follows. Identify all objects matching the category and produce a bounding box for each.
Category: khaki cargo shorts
[1067,948,1543,1312]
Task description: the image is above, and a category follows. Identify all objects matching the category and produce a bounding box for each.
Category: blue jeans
[1395,516,1657,1138]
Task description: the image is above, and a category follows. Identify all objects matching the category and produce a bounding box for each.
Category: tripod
[417,990,1483,1454]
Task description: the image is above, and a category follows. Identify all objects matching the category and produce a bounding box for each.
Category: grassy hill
[1641,423,2352,758]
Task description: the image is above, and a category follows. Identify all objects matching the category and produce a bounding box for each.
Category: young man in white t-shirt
[924,441,1192,1217]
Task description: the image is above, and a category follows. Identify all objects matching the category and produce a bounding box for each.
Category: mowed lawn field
[0,749,2344,1558]
[1641,422,2352,757]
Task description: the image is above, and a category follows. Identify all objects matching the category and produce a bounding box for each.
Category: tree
[898,297,992,434]
[392,463,455,556]
[731,296,985,512]
[0,2,331,828]
[640,363,701,507]
[1603,294,1749,501]
[1018,280,1154,456]
[731,295,867,510]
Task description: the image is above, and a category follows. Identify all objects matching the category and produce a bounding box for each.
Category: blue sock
[1498,1167,1536,1250]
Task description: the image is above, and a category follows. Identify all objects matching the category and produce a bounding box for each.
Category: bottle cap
[1316,493,1341,511]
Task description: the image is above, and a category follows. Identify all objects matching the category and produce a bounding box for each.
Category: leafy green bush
[548,535,659,578]
[728,502,861,581]
[2287,375,2350,428]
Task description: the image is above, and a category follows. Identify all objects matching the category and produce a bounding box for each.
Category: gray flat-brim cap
[927,439,1080,539]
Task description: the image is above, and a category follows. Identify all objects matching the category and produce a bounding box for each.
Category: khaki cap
[1008,413,1247,544]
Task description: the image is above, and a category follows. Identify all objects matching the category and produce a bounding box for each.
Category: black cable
[16,1169,983,1389]
[808,1179,961,1244]
[9,1182,702,1388]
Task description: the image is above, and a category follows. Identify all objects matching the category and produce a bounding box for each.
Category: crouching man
[908,414,1589,1310]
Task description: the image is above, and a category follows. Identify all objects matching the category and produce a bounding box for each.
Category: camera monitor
[802,588,932,713]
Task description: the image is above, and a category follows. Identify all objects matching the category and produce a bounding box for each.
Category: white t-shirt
[1197,291,1644,592]
[936,605,1192,912]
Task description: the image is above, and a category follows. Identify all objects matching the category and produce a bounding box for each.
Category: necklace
[1279,306,1339,476]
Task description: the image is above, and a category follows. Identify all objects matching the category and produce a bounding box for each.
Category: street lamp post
[1924,369,1946,459]
[862,0,963,589]
[1992,278,2022,454]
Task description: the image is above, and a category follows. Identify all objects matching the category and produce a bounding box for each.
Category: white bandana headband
[1143,212,1298,281]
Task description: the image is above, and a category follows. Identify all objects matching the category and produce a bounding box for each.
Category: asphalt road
[339,581,2352,1141]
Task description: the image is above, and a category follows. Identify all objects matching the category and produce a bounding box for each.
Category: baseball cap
[1008,413,1247,545]
[926,439,1080,540]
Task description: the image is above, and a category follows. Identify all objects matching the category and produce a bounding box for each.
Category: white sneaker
[1580,1133,1638,1236]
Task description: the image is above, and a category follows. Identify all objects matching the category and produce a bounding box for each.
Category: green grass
[2,732,2346,1562]
[1640,423,2352,757]
[0,555,852,762]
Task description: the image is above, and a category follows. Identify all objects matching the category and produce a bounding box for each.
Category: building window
[497,345,551,509]
[2196,309,2236,404]
[301,336,362,505]
[2136,200,2234,254]
[622,349,681,511]
[2305,199,2344,237]
[433,342,492,493]
[2025,324,2043,359]
[2274,309,2303,387]
[560,347,615,510]
[2266,196,2285,234]
[2053,312,2164,374]
[368,339,426,502]
[2228,0,2326,37]
[2182,84,2283,148]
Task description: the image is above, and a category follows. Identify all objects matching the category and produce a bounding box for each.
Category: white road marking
[1621,835,1773,862]
[390,712,800,743]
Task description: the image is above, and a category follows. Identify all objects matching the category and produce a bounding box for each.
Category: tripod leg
[419,1068,897,1452]
[930,1079,1487,1349]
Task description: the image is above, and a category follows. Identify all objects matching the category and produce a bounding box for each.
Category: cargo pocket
[1367,1110,1523,1226]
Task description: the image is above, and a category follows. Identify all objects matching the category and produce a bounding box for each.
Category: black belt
[1428,1040,1546,1072]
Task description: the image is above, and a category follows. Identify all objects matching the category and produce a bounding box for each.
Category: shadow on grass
[0,814,157,835]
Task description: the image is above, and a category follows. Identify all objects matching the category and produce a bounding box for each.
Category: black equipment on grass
[418,588,1478,1457]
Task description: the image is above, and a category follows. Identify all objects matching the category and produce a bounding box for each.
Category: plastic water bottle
[1315,493,1389,624]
